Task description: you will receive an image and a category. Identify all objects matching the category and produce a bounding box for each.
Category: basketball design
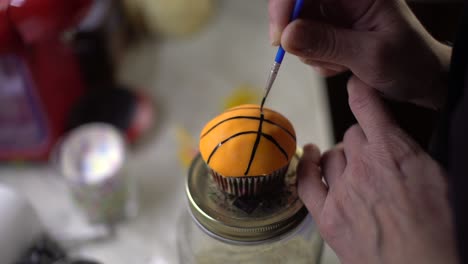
[199,104,296,196]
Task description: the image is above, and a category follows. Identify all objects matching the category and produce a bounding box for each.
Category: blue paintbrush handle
[261,0,305,110]
[275,0,304,64]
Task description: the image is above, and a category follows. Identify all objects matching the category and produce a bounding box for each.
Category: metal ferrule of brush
[264,62,281,100]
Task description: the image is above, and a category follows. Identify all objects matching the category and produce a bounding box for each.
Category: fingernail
[302,144,320,163]
[312,66,332,77]
[312,66,324,73]
[270,27,281,46]
[303,145,315,156]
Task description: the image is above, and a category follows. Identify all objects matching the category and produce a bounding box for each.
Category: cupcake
[199,104,296,196]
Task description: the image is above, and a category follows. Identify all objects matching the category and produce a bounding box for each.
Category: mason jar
[55,123,138,227]
[177,151,324,264]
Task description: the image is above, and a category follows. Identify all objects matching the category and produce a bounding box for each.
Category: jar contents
[195,233,323,264]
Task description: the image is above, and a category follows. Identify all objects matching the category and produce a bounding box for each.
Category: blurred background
[0,0,464,263]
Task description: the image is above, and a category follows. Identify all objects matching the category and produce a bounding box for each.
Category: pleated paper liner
[210,165,289,197]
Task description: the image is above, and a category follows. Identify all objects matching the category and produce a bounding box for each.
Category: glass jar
[177,151,324,264]
[55,123,138,227]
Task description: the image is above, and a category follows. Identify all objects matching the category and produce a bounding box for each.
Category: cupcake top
[199,104,296,177]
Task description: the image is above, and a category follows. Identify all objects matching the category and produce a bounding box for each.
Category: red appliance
[0,0,92,161]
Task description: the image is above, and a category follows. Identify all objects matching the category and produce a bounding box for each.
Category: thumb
[281,19,368,68]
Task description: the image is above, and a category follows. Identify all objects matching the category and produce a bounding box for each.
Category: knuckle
[372,130,420,162]
[318,200,347,240]
[366,38,397,82]
[319,213,342,240]
[348,84,372,113]
[348,93,370,114]
[348,160,372,184]
[362,143,396,170]
[343,124,363,144]
[319,220,339,240]
[393,129,421,153]
[320,25,339,61]
[369,38,393,66]
[322,25,340,61]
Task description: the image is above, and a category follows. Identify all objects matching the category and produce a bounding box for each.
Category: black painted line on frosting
[244,113,264,175]
[207,131,258,165]
[207,131,289,171]
[207,107,290,175]
[260,133,289,161]
[201,116,296,140]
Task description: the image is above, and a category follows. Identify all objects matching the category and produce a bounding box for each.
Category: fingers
[321,144,346,187]
[282,20,368,68]
[302,144,321,164]
[269,0,295,45]
[299,58,349,77]
[298,144,327,217]
[347,77,397,142]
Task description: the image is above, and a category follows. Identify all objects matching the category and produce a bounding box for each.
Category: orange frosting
[199,104,296,177]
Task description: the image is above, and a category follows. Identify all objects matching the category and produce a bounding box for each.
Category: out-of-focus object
[8,0,92,44]
[16,235,68,264]
[122,0,215,37]
[223,83,261,110]
[0,0,92,161]
[0,184,43,264]
[177,153,324,263]
[73,0,132,89]
[0,40,86,161]
[0,0,21,53]
[67,86,155,144]
[68,260,102,264]
[71,0,155,145]
[55,123,137,226]
[0,184,104,264]
[73,0,119,89]
[176,126,198,169]
[16,234,106,264]
[0,0,153,161]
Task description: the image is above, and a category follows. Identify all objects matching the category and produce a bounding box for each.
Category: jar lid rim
[186,150,307,242]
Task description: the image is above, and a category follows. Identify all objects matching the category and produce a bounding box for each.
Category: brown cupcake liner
[210,165,289,197]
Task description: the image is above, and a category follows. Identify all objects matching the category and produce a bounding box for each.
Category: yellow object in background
[223,84,261,110]
[176,127,199,169]
[122,0,215,37]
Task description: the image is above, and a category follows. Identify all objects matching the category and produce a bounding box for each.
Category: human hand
[269,0,451,109]
[297,78,458,264]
